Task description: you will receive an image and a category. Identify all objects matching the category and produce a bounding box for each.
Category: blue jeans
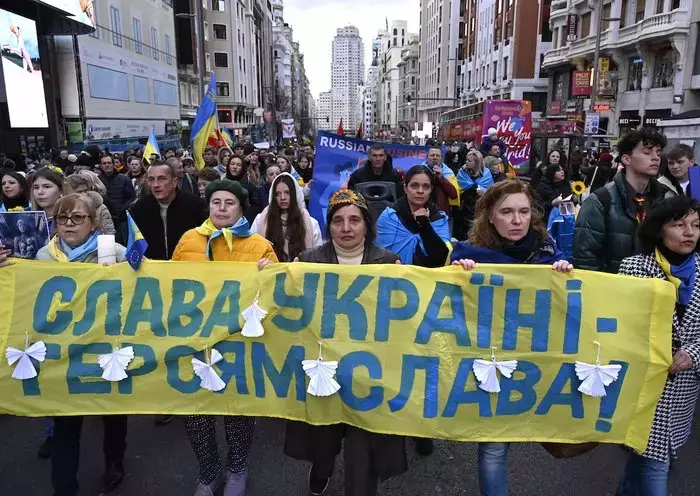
[478,442,510,496]
[618,451,670,496]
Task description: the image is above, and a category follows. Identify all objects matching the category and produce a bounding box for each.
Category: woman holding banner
[375,165,451,268]
[171,179,277,496]
[451,179,573,496]
[30,193,129,496]
[285,189,407,496]
[617,196,700,495]
[251,173,322,262]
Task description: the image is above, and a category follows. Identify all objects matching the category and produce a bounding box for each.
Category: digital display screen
[0,9,48,128]
[32,1,96,29]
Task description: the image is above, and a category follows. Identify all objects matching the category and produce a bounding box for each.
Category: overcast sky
[281,0,420,100]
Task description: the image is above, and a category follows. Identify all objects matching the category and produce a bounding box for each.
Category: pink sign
[482,100,532,171]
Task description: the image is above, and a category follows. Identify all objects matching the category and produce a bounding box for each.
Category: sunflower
[571,181,586,196]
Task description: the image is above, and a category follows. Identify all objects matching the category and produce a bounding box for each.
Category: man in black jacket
[130,160,208,262]
[99,154,135,244]
[347,143,404,199]
[166,156,198,197]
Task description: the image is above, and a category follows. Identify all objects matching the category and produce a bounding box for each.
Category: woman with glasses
[32,193,129,496]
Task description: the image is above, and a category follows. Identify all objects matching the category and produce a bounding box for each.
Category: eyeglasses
[56,214,90,225]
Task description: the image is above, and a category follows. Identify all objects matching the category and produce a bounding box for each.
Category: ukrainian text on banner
[0,260,674,452]
[310,132,433,231]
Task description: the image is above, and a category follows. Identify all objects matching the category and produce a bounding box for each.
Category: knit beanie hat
[204,179,249,209]
[488,127,498,137]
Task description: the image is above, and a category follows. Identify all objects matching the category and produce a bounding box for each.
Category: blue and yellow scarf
[195,217,252,259]
[656,249,696,305]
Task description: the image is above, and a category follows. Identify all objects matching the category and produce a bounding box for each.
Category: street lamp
[176,3,205,102]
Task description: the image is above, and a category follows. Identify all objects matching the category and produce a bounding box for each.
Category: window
[245,86,247,99]
[165,35,173,65]
[204,22,209,41]
[133,18,143,54]
[242,33,245,47]
[274,49,278,59]
[493,61,498,83]
[467,70,471,89]
[541,10,553,41]
[412,59,416,69]
[523,92,547,112]
[671,0,680,8]
[411,76,415,84]
[240,84,243,98]
[205,53,211,72]
[243,59,246,73]
[214,24,227,39]
[89,2,99,38]
[620,0,628,27]
[393,28,397,35]
[214,52,229,67]
[216,82,230,96]
[393,37,397,46]
[603,2,612,30]
[239,56,242,70]
[134,76,150,103]
[503,56,508,80]
[212,0,225,11]
[627,57,644,90]
[635,0,646,22]
[202,0,207,8]
[581,12,591,37]
[652,49,676,88]
[110,6,122,47]
[554,72,564,101]
[151,27,159,60]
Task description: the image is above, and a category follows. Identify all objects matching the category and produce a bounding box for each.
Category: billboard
[482,100,532,172]
[33,1,96,28]
[0,9,48,128]
[572,70,592,97]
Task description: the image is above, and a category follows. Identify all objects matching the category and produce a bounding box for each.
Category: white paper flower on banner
[302,341,341,397]
[192,348,226,392]
[575,341,622,398]
[241,289,268,338]
[5,335,47,380]
[98,346,135,382]
[472,347,518,393]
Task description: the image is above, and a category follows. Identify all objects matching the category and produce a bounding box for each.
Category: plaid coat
[618,252,700,462]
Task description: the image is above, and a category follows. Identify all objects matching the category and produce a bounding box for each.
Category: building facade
[542,0,698,140]
[317,91,333,131]
[331,25,365,132]
[398,36,420,135]
[363,65,379,137]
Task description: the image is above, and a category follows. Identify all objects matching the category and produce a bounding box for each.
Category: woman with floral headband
[284,189,407,496]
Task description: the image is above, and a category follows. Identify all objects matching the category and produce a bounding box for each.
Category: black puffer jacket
[99,171,135,220]
[573,172,666,273]
[347,158,404,199]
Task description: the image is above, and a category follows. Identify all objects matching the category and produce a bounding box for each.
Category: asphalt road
[1,414,699,496]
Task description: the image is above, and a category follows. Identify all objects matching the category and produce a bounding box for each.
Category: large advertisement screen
[32,1,96,28]
[0,9,48,128]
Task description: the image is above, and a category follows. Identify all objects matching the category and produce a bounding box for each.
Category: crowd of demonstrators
[3,128,700,496]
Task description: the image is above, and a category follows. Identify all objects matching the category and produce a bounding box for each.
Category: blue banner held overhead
[309,132,437,232]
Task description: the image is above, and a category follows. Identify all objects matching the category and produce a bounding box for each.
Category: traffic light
[406,95,412,106]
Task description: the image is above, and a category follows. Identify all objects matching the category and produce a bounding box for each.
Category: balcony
[543,10,689,69]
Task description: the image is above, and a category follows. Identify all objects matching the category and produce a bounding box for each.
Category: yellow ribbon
[45,236,69,263]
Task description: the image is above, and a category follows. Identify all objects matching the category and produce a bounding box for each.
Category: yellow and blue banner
[125,212,148,270]
[143,127,161,164]
[0,260,674,452]
[191,74,218,170]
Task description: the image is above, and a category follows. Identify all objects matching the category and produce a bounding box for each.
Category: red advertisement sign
[572,71,592,97]
[482,100,532,171]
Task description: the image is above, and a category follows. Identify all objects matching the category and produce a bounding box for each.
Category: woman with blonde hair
[454,149,494,240]
[66,171,115,235]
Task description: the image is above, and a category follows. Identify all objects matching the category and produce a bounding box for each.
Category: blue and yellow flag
[143,127,161,164]
[191,75,218,170]
[125,212,148,270]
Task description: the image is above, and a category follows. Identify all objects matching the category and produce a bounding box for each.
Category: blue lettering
[271,272,319,332]
[168,279,206,337]
[251,342,305,401]
[443,358,492,417]
[337,351,384,411]
[415,282,470,346]
[374,277,419,342]
[123,278,166,337]
[388,355,439,418]
[535,363,584,418]
[214,341,249,395]
[503,289,551,351]
[201,281,241,337]
[73,280,123,336]
[321,273,373,340]
[476,286,494,348]
[117,343,157,394]
[495,360,541,415]
[67,343,112,394]
[33,276,76,335]
[22,343,61,396]
[165,345,199,394]
[562,289,582,354]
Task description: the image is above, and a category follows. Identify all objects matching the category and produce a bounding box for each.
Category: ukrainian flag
[125,212,148,270]
[143,127,161,164]
[191,75,218,170]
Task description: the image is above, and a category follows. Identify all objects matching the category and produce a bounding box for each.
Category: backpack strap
[593,186,612,217]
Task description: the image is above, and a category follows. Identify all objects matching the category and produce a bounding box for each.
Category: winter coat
[657,175,685,199]
[129,190,208,260]
[479,137,508,158]
[178,173,198,197]
[573,172,667,273]
[584,162,616,192]
[171,228,277,262]
[83,191,115,235]
[536,176,572,220]
[284,239,406,483]
[99,171,135,220]
[347,159,405,199]
[618,253,700,462]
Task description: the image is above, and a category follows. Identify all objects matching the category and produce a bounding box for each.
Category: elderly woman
[172,179,277,496]
[284,189,407,496]
[30,194,128,496]
[451,179,573,496]
[617,196,700,495]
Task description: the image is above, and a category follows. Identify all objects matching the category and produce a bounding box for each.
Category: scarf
[457,167,494,192]
[375,205,450,265]
[46,230,100,262]
[656,248,696,305]
[0,203,28,212]
[451,232,563,265]
[195,217,252,260]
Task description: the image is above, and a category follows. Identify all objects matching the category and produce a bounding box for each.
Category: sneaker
[223,468,248,496]
[193,474,223,496]
[154,415,174,426]
[414,437,434,456]
[308,465,330,496]
[37,437,52,459]
[102,461,125,493]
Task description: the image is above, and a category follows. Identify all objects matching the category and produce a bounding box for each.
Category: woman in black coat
[284,189,407,496]
[536,164,572,220]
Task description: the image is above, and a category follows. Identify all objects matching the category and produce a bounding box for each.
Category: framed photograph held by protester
[0,211,49,259]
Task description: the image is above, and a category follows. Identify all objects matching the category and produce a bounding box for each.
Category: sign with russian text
[0,260,674,451]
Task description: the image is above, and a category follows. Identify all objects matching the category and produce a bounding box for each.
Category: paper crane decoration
[575,341,622,398]
[241,289,268,338]
[5,334,47,380]
[472,347,518,393]
[302,341,341,397]
[98,346,135,382]
[192,347,226,392]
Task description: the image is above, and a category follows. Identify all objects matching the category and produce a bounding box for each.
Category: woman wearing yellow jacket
[172,178,277,496]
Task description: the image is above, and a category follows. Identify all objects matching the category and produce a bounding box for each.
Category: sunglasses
[56,214,91,225]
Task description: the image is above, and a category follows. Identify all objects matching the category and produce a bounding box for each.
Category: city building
[398,36,420,136]
[56,0,181,151]
[363,65,380,137]
[418,0,462,124]
[317,91,333,131]
[459,0,551,114]
[542,0,698,142]
[331,25,365,132]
